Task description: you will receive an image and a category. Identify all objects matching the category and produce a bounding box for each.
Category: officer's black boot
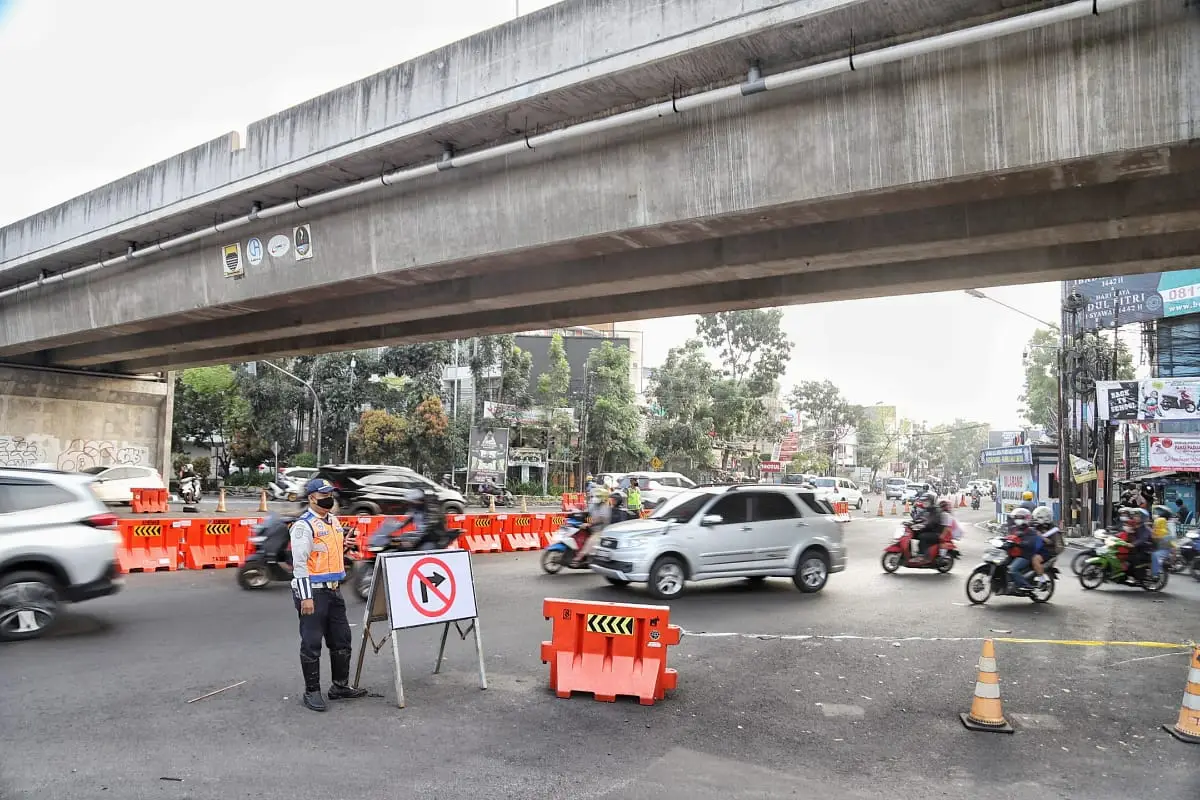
[328,649,368,699]
[301,657,327,711]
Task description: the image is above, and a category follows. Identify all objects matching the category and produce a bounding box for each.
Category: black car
[315,465,467,516]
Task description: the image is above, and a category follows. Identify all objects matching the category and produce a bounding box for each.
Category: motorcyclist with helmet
[910,492,949,561]
[1150,505,1177,578]
[1030,506,1061,584]
[1117,507,1155,576]
[1008,507,1044,589]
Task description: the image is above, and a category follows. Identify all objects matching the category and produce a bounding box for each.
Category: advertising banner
[980,446,1032,466]
[998,467,1034,518]
[1096,378,1200,421]
[1066,270,1200,331]
[1148,436,1200,472]
[1070,454,1098,483]
[467,427,510,486]
[507,447,546,468]
[988,430,1025,449]
[759,460,782,474]
[483,401,575,425]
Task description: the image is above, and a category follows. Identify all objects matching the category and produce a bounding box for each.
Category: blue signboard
[980,446,1032,466]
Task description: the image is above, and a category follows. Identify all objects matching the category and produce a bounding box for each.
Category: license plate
[601,537,618,548]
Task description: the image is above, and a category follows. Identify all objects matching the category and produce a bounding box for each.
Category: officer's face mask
[314,495,336,511]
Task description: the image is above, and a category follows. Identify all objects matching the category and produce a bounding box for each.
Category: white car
[810,477,864,510]
[624,471,697,510]
[81,465,166,504]
[901,483,930,503]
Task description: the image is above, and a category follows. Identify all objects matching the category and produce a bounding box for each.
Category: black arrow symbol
[418,571,446,604]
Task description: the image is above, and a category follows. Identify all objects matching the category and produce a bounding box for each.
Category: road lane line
[679,630,1192,648]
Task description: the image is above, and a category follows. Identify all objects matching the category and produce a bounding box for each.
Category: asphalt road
[3,507,1198,800]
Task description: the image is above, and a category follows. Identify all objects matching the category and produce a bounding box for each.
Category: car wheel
[855,497,863,510]
[793,550,829,593]
[353,502,381,516]
[443,502,465,516]
[0,570,61,642]
[647,556,686,600]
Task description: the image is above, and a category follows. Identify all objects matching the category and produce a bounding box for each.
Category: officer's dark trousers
[295,587,352,691]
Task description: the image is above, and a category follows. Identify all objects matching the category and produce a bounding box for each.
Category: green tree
[172,366,249,476]
[536,333,574,477]
[696,310,792,467]
[381,342,451,411]
[786,380,860,471]
[854,410,902,484]
[789,451,830,476]
[468,335,533,415]
[405,396,453,475]
[939,420,991,480]
[234,360,304,455]
[582,342,647,473]
[646,339,716,473]
[1020,327,1134,433]
[350,409,407,465]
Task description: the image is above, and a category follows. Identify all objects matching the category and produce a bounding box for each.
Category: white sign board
[382,549,478,630]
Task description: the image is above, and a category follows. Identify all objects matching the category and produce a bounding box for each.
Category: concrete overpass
[0,0,1197,471]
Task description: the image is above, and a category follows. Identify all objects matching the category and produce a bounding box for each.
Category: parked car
[81,464,166,504]
[810,477,864,510]
[589,484,845,599]
[623,471,697,510]
[883,477,908,500]
[315,464,467,516]
[0,467,123,641]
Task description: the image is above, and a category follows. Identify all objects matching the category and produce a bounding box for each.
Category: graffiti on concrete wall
[0,436,46,467]
[55,440,149,472]
[0,435,150,471]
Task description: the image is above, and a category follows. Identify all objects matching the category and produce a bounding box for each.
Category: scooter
[1079,535,1168,592]
[267,478,303,502]
[540,512,593,573]
[180,475,202,506]
[880,523,958,574]
[473,488,515,507]
[970,493,981,511]
[351,517,465,601]
[965,534,1058,605]
[237,514,358,590]
[1161,391,1197,414]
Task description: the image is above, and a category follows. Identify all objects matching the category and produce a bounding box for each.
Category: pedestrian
[1176,498,1191,526]
[291,478,367,711]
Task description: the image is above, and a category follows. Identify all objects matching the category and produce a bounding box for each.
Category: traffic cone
[215,488,227,513]
[488,495,496,513]
[1164,646,1200,743]
[258,488,269,513]
[876,500,884,517]
[959,493,967,508]
[891,501,898,516]
[903,501,911,515]
[960,639,1013,733]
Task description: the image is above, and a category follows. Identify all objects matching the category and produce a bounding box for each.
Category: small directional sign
[586,613,634,636]
[382,549,478,630]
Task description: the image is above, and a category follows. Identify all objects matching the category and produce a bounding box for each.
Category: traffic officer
[626,478,642,516]
[291,478,367,711]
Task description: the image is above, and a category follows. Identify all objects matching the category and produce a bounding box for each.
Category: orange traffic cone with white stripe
[960,639,1013,733]
[891,501,898,516]
[1165,646,1200,743]
[215,488,227,513]
[876,500,884,517]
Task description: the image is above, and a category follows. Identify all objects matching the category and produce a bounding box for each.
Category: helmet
[1031,506,1053,526]
[609,490,625,506]
[939,499,953,512]
[1022,491,1034,501]
[919,492,937,509]
[1010,507,1032,527]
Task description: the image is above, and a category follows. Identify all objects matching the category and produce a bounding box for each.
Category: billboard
[1148,436,1200,472]
[1066,269,1200,331]
[1096,378,1200,421]
[980,446,1032,466]
[988,430,1025,448]
[467,427,510,486]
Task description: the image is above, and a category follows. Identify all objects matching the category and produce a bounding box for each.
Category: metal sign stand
[351,551,486,708]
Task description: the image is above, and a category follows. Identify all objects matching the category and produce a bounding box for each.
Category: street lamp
[344,357,357,462]
[964,288,1059,329]
[255,360,323,466]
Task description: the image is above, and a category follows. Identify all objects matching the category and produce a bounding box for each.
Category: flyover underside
[13,140,1200,373]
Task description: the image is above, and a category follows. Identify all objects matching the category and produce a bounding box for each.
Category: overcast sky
[0,0,1071,428]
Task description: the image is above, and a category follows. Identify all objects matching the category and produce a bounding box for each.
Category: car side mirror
[700,514,723,527]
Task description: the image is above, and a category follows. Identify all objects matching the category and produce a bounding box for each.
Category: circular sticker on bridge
[267,234,290,258]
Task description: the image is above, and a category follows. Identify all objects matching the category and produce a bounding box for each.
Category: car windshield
[886,479,905,486]
[907,484,923,491]
[80,466,108,475]
[813,478,836,488]
[649,488,720,523]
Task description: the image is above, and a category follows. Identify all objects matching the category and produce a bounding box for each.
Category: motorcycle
[1161,390,1197,414]
[237,514,360,590]
[881,523,958,574]
[180,475,202,506]
[540,512,593,573]
[970,493,981,511]
[1079,535,1168,592]
[1070,528,1111,576]
[267,478,303,502]
[351,516,465,601]
[965,535,1058,605]
[473,487,515,508]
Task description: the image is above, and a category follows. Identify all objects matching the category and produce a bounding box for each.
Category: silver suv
[0,468,123,641]
[589,485,846,599]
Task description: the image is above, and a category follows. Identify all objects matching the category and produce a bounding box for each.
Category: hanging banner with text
[1066,270,1200,331]
[1095,378,1200,421]
[1148,436,1200,472]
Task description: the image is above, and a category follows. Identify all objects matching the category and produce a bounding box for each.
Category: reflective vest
[626,487,642,511]
[299,510,346,583]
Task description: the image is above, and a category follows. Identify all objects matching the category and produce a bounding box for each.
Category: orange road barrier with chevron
[117,519,180,572]
[183,519,244,569]
[1165,646,1200,743]
[541,598,681,705]
[960,639,1013,733]
[501,514,546,551]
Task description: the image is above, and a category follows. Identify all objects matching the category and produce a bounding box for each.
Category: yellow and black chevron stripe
[205,523,232,535]
[473,516,493,529]
[586,613,634,636]
[131,525,161,537]
[513,516,531,526]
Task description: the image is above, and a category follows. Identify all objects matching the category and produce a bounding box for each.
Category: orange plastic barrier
[561,492,586,511]
[459,514,503,553]
[116,519,182,573]
[832,501,851,521]
[543,513,568,546]
[131,487,168,514]
[182,518,248,569]
[541,598,681,705]
[501,514,545,551]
